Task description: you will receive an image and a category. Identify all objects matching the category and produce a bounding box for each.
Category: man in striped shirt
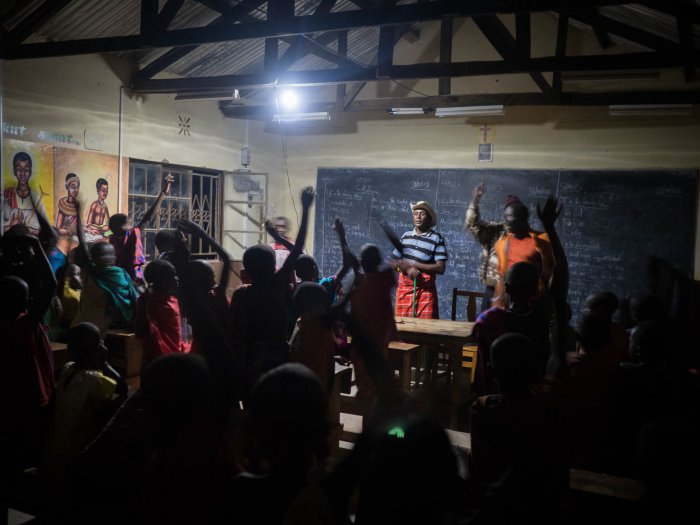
[391,201,448,318]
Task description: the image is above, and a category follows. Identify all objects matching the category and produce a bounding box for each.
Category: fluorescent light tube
[608,104,693,117]
[387,108,429,115]
[435,105,505,117]
[272,111,331,122]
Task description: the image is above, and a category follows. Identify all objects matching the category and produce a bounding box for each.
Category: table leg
[401,352,411,390]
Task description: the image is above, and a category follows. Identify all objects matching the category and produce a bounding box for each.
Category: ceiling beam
[270,0,340,71]
[192,0,256,18]
[336,30,348,110]
[515,12,530,59]
[219,89,700,118]
[676,12,696,81]
[158,0,187,32]
[639,1,700,25]
[133,51,689,93]
[6,1,640,60]
[552,14,569,97]
[569,10,698,61]
[473,15,552,93]
[351,0,421,43]
[4,0,73,46]
[141,0,159,46]
[439,18,453,96]
[343,81,367,110]
[136,0,268,80]
[592,25,612,50]
[377,25,395,79]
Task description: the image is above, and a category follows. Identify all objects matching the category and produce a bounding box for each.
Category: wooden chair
[450,288,487,384]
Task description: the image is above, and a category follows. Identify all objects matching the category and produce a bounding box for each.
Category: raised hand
[178,219,206,237]
[380,220,403,253]
[333,217,346,238]
[163,173,175,195]
[264,219,276,236]
[472,182,485,201]
[536,194,563,230]
[300,186,314,208]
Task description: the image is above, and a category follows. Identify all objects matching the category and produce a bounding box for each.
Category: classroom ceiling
[1,1,699,119]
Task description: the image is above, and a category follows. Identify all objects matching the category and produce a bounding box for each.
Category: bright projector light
[279,90,299,110]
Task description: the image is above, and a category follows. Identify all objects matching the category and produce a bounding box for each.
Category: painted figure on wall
[55,173,80,236]
[85,177,111,241]
[2,151,48,235]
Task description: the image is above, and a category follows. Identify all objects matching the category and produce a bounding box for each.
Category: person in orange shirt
[493,197,554,307]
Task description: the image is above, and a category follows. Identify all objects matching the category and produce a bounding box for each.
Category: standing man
[2,152,47,235]
[464,183,507,311]
[391,201,448,319]
[493,197,555,307]
[270,216,293,270]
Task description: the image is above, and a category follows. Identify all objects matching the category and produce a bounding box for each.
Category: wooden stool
[387,341,422,390]
[105,329,144,389]
[51,341,69,379]
[462,345,478,384]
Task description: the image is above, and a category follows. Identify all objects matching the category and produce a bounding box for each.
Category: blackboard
[314,168,698,322]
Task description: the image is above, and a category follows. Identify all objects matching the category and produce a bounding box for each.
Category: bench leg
[401,352,411,390]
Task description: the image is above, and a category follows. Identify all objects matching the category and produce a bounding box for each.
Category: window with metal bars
[128,160,221,260]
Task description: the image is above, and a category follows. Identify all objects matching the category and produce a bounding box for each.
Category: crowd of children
[1,181,699,525]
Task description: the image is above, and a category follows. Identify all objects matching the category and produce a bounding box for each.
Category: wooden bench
[387,341,422,390]
[50,341,69,379]
[104,329,144,390]
[336,422,645,502]
[329,364,353,454]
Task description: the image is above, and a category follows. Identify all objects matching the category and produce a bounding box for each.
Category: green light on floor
[387,426,405,439]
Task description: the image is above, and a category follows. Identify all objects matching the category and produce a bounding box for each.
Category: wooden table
[395,316,474,428]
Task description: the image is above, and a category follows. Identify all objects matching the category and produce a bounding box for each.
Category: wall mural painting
[2,139,54,235]
[1,138,127,243]
[53,147,121,242]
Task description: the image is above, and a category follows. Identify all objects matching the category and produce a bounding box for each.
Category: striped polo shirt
[392,228,448,263]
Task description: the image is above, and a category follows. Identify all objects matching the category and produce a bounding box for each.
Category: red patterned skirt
[395,271,439,319]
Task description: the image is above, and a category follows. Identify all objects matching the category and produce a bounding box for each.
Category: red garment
[110,227,146,281]
[290,314,335,390]
[351,268,398,351]
[189,287,230,355]
[137,291,190,362]
[2,314,54,410]
[604,322,630,365]
[395,271,439,319]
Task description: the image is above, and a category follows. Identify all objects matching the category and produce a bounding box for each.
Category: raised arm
[26,236,57,321]
[178,219,231,292]
[31,192,58,252]
[279,187,314,274]
[380,220,403,255]
[464,183,504,246]
[537,196,567,305]
[537,195,569,371]
[265,219,294,251]
[333,217,352,282]
[136,174,173,230]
